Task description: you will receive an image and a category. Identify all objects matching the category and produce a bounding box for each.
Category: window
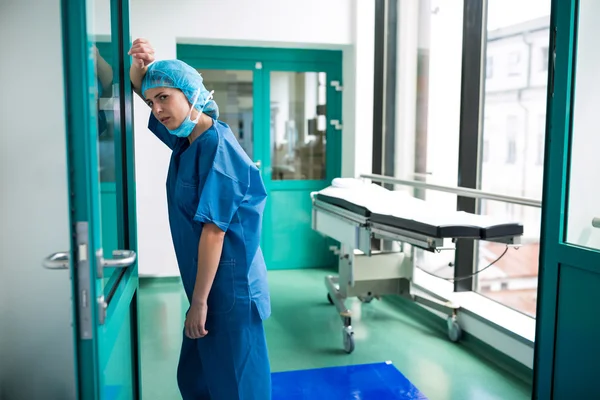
[380,0,550,320]
[482,139,490,163]
[482,117,491,163]
[507,51,521,76]
[476,0,550,317]
[486,56,494,79]
[393,0,464,279]
[505,115,518,164]
[540,46,549,71]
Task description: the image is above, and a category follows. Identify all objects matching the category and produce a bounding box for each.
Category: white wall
[98,0,375,276]
[0,0,76,398]
[566,0,600,249]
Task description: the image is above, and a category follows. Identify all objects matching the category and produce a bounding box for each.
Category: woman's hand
[128,38,155,97]
[185,300,209,339]
[128,38,155,68]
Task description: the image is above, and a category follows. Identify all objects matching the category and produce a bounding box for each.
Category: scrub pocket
[174,179,200,218]
[192,257,236,315]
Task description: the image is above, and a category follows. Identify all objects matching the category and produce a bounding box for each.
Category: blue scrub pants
[177,301,272,400]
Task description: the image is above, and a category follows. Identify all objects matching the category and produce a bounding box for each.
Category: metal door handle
[101,249,137,268]
[43,249,136,270]
[42,251,70,270]
[593,217,600,229]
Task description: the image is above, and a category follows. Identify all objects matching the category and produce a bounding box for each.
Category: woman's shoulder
[210,121,256,182]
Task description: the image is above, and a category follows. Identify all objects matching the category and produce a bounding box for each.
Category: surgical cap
[141,59,219,119]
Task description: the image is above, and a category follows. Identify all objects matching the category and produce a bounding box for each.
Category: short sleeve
[148,113,178,150]
[193,168,249,232]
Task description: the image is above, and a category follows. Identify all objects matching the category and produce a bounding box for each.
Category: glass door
[50,0,140,398]
[534,0,600,397]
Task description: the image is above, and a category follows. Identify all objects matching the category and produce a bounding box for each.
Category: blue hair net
[141,59,219,119]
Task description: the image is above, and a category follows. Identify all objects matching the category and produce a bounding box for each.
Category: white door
[0,0,76,398]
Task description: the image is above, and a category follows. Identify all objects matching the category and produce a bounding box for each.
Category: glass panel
[475,0,551,317]
[93,2,121,297]
[566,0,600,250]
[270,71,327,181]
[194,69,254,159]
[397,1,464,279]
[477,200,541,317]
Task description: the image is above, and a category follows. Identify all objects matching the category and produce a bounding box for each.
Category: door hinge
[330,119,343,130]
[330,80,343,91]
[76,222,93,339]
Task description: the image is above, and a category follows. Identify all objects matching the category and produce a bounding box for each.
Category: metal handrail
[360,173,542,208]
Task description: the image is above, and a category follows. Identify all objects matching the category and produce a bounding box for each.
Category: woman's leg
[177,329,211,399]
[197,302,272,400]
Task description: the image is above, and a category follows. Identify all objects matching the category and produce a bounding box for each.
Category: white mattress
[314,179,522,235]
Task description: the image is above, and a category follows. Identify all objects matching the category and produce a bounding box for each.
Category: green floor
[139,268,531,400]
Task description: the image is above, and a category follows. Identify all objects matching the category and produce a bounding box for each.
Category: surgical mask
[167,89,214,138]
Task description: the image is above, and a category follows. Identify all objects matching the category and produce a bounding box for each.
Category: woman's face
[144,87,196,130]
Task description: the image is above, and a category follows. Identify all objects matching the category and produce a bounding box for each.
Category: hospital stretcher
[310,178,524,354]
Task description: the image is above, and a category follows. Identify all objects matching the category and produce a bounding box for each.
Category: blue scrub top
[148,113,271,322]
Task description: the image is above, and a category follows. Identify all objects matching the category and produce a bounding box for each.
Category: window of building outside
[477,0,551,317]
[505,115,518,164]
[395,0,463,284]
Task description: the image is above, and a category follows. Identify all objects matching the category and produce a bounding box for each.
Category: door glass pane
[270,71,327,181]
[566,0,600,250]
[194,69,254,159]
[93,5,122,297]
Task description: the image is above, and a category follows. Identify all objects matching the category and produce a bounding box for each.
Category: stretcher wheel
[327,293,334,305]
[447,316,462,342]
[343,327,355,354]
[359,294,374,303]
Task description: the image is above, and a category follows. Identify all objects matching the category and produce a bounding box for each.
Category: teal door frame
[179,44,342,270]
[534,0,600,397]
[61,0,140,398]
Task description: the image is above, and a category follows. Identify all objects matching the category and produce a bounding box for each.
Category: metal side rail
[370,222,449,252]
[312,200,372,255]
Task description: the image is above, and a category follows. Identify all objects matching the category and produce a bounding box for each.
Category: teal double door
[48,0,140,398]
[534,0,600,397]
[179,45,342,270]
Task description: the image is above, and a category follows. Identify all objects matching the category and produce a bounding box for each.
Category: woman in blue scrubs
[128,39,272,400]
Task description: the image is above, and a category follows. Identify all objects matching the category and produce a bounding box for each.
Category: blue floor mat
[271,361,428,399]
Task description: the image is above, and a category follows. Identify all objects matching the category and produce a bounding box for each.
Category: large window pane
[394,0,464,278]
[476,0,551,317]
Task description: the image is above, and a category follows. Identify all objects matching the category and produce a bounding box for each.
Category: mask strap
[184,88,200,125]
[191,90,214,124]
